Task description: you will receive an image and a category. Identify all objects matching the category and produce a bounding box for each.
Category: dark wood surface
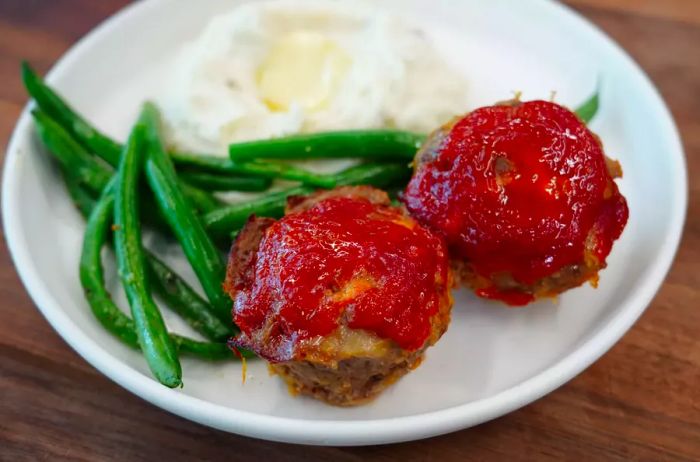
[1,1,698,460]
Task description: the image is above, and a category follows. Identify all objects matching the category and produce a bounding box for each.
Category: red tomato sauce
[404,100,628,305]
[231,196,449,362]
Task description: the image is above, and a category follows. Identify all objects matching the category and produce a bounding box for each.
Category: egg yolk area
[403,101,628,302]
[232,197,449,362]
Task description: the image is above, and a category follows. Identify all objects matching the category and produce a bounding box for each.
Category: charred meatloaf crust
[403,100,628,306]
[225,186,453,406]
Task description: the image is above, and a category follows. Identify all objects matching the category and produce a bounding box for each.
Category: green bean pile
[22,63,417,386]
[22,61,598,387]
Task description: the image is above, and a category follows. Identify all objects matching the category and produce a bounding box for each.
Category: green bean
[78,180,239,360]
[113,116,181,387]
[22,62,221,213]
[24,63,328,190]
[62,167,233,343]
[232,160,336,188]
[38,112,229,341]
[203,162,411,237]
[179,181,222,214]
[62,168,99,217]
[333,162,412,187]
[33,109,187,237]
[144,252,232,341]
[228,130,426,162]
[32,109,112,195]
[203,185,313,237]
[169,152,238,173]
[172,151,335,188]
[22,61,123,165]
[575,90,599,124]
[141,102,231,322]
[172,337,244,359]
[81,178,137,347]
[179,171,272,192]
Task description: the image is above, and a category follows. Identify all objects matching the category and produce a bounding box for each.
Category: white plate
[2,0,687,446]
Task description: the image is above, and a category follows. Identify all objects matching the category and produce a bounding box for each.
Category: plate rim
[1,0,688,446]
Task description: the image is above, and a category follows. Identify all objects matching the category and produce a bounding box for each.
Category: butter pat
[257,30,351,112]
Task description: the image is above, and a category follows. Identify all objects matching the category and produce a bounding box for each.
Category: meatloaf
[403,99,628,306]
[225,186,453,406]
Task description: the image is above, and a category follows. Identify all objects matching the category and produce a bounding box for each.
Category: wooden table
[1,1,698,460]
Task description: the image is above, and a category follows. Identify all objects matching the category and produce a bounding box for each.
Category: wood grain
[1,1,698,460]
[566,0,700,25]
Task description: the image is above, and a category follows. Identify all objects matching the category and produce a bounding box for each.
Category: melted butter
[257,30,352,112]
